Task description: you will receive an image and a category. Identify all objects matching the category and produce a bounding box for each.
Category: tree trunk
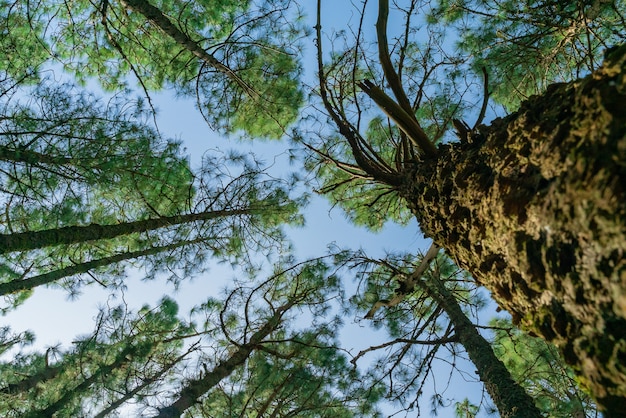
[117,0,252,95]
[155,300,294,417]
[420,274,542,417]
[0,237,208,295]
[401,45,626,412]
[0,146,73,166]
[23,344,139,418]
[0,208,252,254]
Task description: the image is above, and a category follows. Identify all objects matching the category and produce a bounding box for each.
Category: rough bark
[401,45,626,412]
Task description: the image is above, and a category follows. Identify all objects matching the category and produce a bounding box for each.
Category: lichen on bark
[402,45,626,412]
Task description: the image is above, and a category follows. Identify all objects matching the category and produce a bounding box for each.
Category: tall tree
[0,259,380,417]
[155,258,381,417]
[490,316,598,417]
[347,248,542,417]
[2,0,305,138]
[0,148,300,308]
[310,0,625,412]
[0,77,301,308]
[0,80,193,228]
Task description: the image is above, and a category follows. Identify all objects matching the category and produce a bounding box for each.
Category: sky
[0,1,501,416]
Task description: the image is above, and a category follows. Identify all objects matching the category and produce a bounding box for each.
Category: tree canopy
[0,0,623,416]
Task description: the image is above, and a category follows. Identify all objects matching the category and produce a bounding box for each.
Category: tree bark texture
[401,46,626,412]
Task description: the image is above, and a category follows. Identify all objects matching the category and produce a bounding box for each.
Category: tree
[0,296,197,417]
[2,0,624,415]
[0,80,193,228]
[0,147,300,308]
[490,317,597,417]
[310,0,625,411]
[0,259,380,417]
[0,78,301,313]
[2,0,305,138]
[346,247,542,417]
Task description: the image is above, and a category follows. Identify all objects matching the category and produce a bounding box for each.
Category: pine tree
[1,0,304,138]
[0,260,380,417]
[347,248,542,417]
[0,78,301,310]
[490,316,597,417]
[310,0,626,411]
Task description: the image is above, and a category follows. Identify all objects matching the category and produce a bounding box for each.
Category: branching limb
[118,0,258,99]
[472,67,489,130]
[364,243,440,318]
[376,0,415,116]
[373,0,436,157]
[358,80,437,157]
[315,0,401,187]
[350,334,457,366]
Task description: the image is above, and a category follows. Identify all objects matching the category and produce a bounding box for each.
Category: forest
[0,0,624,416]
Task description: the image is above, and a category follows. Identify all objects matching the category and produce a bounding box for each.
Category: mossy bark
[401,46,626,412]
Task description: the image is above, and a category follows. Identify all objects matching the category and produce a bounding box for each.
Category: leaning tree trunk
[401,45,626,413]
[421,271,542,417]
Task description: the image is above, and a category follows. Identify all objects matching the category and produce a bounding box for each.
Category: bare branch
[358,80,437,157]
[364,243,440,318]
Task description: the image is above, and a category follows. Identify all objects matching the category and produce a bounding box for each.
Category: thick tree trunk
[401,46,626,412]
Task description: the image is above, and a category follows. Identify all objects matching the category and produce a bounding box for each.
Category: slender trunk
[117,0,254,96]
[401,46,626,411]
[23,344,138,418]
[93,349,190,418]
[155,300,295,418]
[420,273,542,417]
[0,364,62,395]
[0,237,208,295]
[0,208,252,254]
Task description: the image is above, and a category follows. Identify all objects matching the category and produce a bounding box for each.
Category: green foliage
[302,125,413,232]
[454,398,479,418]
[490,316,597,417]
[196,330,383,417]
[0,79,303,308]
[0,81,194,226]
[3,0,304,138]
[431,0,626,109]
[342,250,484,415]
[0,1,49,82]
[0,297,194,417]
[0,259,381,416]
